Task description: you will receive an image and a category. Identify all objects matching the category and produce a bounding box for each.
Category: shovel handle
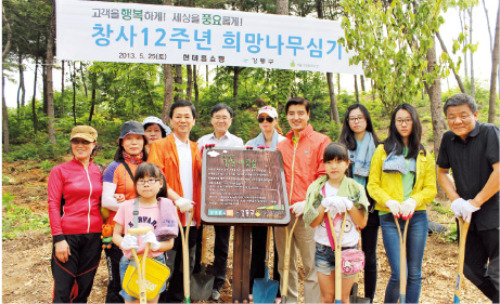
[128,226,153,236]
[281,215,300,301]
[177,211,193,303]
[328,211,347,303]
[394,217,409,304]
[454,217,470,303]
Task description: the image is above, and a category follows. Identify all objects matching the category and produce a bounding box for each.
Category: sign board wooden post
[201,147,290,302]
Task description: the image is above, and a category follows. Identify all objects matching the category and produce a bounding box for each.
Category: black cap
[119,121,145,139]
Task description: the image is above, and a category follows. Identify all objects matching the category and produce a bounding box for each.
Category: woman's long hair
[339,104,379,151]
[384,103,425,159]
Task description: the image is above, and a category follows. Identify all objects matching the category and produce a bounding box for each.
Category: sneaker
[211,289,221,301]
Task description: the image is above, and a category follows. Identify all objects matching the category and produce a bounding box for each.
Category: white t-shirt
[174,134,195,226]
[314,182,360,248]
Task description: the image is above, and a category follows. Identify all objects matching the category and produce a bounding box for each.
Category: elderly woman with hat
[101,121,148,303]
[245,105,285,295]
[142,116,171,154]
[48,125,103,303]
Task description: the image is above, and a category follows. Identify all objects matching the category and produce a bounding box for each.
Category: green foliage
[339,0,449,111]
[2,193,50,240]
[430,200,453,217]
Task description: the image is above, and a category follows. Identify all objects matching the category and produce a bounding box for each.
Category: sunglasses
[258,117,274,123]
[71,139,92,145]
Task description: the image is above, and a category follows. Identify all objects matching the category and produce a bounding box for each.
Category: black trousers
[360,211,379,303]
[160,226,199,303]
[104,244,124,303]
[249,226,281,295]
[464,227,499,302]
[212,225,231,290]
[51,233,102,304]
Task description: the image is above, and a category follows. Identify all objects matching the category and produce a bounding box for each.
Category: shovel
[454,217,470,303]
[327,210,347,304]
[281,216,300,303]
[177,212,193,303]
[394,217,409,304]
[190,226,215,301]
[128,226,153,304]
[253,226,279,304]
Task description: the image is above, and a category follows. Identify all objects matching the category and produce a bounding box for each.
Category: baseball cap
[257,106,279,119]
[119,121,145,139]
[71,125,98,142]
[142,116,171,135]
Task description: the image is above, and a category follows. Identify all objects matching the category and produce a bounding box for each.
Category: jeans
[463,227,499,302]
[379,211,428,304]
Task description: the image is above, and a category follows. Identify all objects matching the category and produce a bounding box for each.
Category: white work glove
[321,197,347,215]
[121,234,138,250]
[175,197,194,213]
[451,198,480,223]
[400,198,417,220]
[143,230,161,251]
[342,197,354,211]
[291,200,306,216]
[385,200,401,218]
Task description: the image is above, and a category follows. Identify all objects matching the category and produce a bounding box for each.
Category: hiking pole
[281,215,300,303]
[394,217,409,304]
[128,226,153,304]
[327,211,347,304]
[454,217,470,303]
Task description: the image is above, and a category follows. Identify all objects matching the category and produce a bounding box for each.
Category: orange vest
[148,134,202,225]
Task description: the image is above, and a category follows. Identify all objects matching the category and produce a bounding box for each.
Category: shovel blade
[190,267,215,301]
[253,277,279,304]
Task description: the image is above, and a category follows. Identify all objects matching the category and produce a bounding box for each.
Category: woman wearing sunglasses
[246,105,285,296]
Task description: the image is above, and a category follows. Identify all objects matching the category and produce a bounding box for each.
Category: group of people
[47,93,498,304]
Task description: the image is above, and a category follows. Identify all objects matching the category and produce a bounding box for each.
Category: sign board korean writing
[55,0,362,74]
[201,147,290,225]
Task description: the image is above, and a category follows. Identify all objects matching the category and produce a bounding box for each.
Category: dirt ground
[2,159,490,303]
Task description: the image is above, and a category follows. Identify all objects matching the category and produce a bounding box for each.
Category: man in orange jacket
[276,97,330,303]
[148,99,202,303]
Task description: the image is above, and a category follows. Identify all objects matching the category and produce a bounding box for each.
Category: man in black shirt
[437,93,499,302]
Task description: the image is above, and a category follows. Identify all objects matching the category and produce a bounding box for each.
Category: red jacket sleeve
[47,165,64,238]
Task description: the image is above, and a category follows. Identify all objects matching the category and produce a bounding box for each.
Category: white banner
[56,0,362,74]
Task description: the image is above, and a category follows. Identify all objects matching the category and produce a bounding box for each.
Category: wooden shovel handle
[128,226,152,236]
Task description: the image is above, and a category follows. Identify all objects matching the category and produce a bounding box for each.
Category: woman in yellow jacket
[367,103,437,303]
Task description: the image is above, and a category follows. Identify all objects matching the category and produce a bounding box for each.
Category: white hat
[142,116,171,135]
[257,106,279,119]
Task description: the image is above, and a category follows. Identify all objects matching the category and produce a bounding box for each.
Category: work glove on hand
[400,198,417,220]
[385,200,401,218]
[175,197,194,213]
[321,197,347,215]
[291,200,306,216]
[121,234,138,250]
[451,198,480,223]
[342,197,354,211]
[143,230,161,251]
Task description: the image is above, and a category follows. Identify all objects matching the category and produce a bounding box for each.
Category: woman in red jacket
[48,125,103,303]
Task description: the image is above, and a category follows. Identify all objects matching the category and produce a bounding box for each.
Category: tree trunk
[174,64,183,101]
[89,87,96,123]
[277,0,288,15]
[46,1,56,144]
[426,40,447,199]
[42,61,48,114]
[459,10,469,82]
[482,0,494,53]
[17,53,25,114]
[2,6,12,60]
[354,75,360,103]
[337,73,341,93]
[436,31,467,93]
[72,61,77,126]
[233,67,244,107]
[326,72,340,123]
[61,60,65,115]
[469,8,475,97]
[360,75,366,92]
[32,54,39,134]
[3,70,10,154]
[488,4,500,124]
[206,65,209,88]
[193,65,199,104]
[162,64,174,124]
[186,64,193,102]
[80,63,88,98]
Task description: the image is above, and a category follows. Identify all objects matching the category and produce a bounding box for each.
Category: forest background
[1,0,500,236]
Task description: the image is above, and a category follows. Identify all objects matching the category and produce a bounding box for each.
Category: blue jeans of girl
[379,210,428,304]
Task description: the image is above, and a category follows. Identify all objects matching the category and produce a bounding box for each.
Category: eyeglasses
[136,178,160,186]
[396,118,413,125]
[71,139,92,145]
[258,117,274,123]
[348,116,365,123]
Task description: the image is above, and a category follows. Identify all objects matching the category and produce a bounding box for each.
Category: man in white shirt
[148,99,202,303]
[196,104,244,300]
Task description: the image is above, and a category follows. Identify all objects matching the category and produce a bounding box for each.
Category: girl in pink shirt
[113,163,178,303]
